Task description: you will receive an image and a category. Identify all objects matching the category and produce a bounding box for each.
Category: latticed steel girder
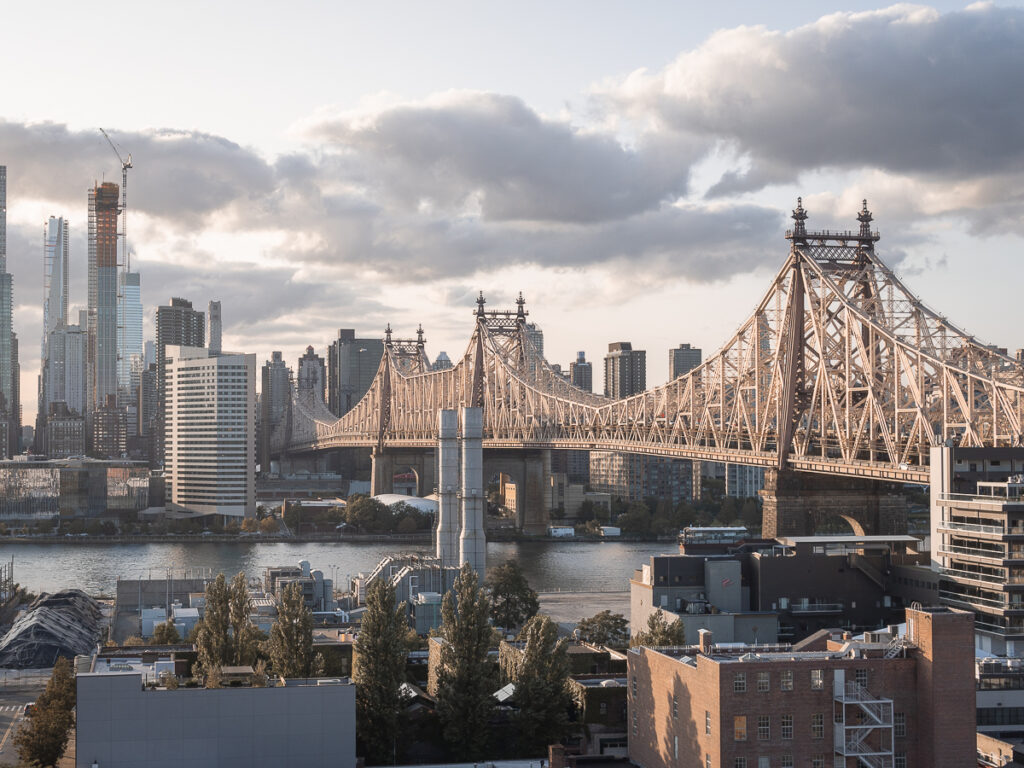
[271,200,1024,484]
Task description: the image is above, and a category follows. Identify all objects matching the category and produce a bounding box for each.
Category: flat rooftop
[777,535,921,545]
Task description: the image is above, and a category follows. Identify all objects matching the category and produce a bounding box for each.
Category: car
[23,702,34,716]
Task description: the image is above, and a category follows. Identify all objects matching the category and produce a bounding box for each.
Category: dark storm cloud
[603,4,1024,190]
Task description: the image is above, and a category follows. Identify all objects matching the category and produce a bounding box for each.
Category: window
[734,715,747,741]
[894,712,905,737]
[810,669,824,690]
[734,672,747,692]
[758,714,770,740]
[780,714,793,739]
[811,713,825,739]
[812,757,825,768]
[706,755,711,768]
[780,670,793,691]
[673,696,678,720]
[734,759,746,768]
[632,676,637,696]
[758,759,770,768]
[758,671,770,691]
[632,711,637,736]
[894,755,906,768]
[674,736,678,759]
[599,701,608,716]
[781,756,793,768]
[854,669,868,687]
[706,710,712,735]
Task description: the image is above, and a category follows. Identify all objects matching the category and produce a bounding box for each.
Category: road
[0,686,46,764]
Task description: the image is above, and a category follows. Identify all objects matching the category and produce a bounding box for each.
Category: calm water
[0,540,671,596]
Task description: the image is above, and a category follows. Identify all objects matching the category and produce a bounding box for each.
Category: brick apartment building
[628,605,975,768]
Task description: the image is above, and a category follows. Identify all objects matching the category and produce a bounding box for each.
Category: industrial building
[628,605,975,768]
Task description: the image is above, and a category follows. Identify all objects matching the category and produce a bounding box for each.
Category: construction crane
[99,128,132,272]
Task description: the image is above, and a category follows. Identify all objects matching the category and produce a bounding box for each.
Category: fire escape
[833,672,895,767]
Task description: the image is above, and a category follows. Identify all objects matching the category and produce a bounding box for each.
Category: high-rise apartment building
[88,182,120,415]
[669,342,702,379]
[589,452,692,503]
[570,351,592,392]
[164,345,256,519]
[297,346,325,400]
[45,401,85,458]
[259,351,291,472]
[93,393,127,459]
[0,167,13,458]
[208,300,222,356]
[44,322,87,418]
[604,342,646,398]
[9,332,19,455]
[327,329,384,417]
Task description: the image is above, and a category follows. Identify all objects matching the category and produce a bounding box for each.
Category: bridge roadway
[273,201,1024,533]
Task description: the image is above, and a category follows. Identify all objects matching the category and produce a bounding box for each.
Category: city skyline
[3,2,1024,425]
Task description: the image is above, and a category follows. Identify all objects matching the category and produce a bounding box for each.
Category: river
[0,539,672,596]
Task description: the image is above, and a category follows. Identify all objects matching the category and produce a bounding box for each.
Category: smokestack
[458,406,485,576]
[436,409,460,570]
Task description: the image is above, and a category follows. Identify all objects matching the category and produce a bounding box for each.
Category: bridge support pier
[760,469,908,538]
[483,449,552,535]
[370,449,436,497]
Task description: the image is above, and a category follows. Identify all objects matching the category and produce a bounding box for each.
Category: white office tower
[208,300,222,355]
[436,409,460,569]
[165,345,256,520]
[458,406,486,576]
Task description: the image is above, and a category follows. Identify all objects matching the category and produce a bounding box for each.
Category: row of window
[733,668,848,692]
[729,758,906,768]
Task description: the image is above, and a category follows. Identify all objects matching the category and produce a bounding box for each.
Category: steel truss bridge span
[272,200,1024,485]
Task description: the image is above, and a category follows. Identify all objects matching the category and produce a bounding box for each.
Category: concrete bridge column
[760,469,908,538]
[370,449,394,496]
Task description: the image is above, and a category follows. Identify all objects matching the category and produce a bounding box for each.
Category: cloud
[304,91,701,224]
[599,4,1024,193]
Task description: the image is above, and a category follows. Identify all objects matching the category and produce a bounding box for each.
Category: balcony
[939,589,1015,611]
[938,544,1007,561]
[939,566,1007,587]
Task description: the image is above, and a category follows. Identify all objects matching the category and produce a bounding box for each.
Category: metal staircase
[834,676,895,768]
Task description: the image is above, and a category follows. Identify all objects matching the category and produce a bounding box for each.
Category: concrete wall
[76,673,355,768]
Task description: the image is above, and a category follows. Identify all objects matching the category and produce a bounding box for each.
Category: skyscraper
[117,271,143,405]
[570,351,592,392]
[0,167,14,458]
[259,351,291,472]
[45,322,87,417]
[208,300,222,356]
[154,297,205,465]
[165,345,256,519]
[297,346,325,400]
[88,182,120,414]
[42,217,69,359]
[327,329,384,417]
[669,343,702,379]
[604,342,646,398]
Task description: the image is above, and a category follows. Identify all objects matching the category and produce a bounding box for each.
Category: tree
[15,657,76,767]
[436,563,495,760]
[268,581,313,679]
[258,516,279,534]
[150,620,182,645]
[485,560,538,631]
[506,615,571,755]
[195,573,232,678]
[631,609,687,647]
[576,610,629,649]
[229,572,261,667]
[354,578,408,764]
[241,517,259,533]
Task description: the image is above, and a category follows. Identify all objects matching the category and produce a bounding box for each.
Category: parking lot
[0,686,47,762]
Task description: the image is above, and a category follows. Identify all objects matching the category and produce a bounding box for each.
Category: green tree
[485,560,539,630]
[507,615,571,755]
[229,572,261,667]
[616,501,652,534]
[354,578,409,764]
[14,657,76,767]
[150,620,182,645]
[268,581,313,679]
[195,573,232,678]
[631,609,687,647]
[436,563,495,760]
[575,610,629,649]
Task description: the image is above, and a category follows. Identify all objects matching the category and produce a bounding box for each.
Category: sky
[2,1,1024,425]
